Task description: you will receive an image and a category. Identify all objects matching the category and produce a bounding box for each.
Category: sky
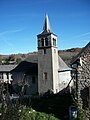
[0,0,90,54]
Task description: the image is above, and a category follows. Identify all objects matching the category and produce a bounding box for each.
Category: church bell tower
[37,14,59,94]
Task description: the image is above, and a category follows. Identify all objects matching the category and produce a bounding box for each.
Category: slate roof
[0,65,17,72]
[43,14,52,33]
[58,56,72,72]
[10,50,71,73]
[24,53,71,72]
[71,42,90,64]
[11,61,38,74]
[11,53,38,73]
[37,14,57,37]
[25,54,38,63]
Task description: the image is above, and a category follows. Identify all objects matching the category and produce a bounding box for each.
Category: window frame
[43,72,47,80]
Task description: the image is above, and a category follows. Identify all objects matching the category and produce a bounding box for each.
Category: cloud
[80,39,90,42]
[74,32,90,38]
[0,35,14,47]
[0,28,24,47]
[0,29,24,36]
[0,36,13,48]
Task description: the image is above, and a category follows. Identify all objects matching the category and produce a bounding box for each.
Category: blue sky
[0,0,90,54]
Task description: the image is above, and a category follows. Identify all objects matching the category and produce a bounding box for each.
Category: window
[11,75,13,79]
[38,40,40,47]
[54,49,56,53]
[53,38,56,46]
[6,73,9,79]
[43,72,47,80]
[48,40,51,46]
[45,38,48,46]
[0,73,3,79]
[32,76,35,84]
[44,49,46,54]
[41,38,44,46]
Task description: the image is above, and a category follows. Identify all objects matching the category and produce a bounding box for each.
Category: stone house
[71,42,90,109]
[11,61,38,95]
[11,14,73,96]
[0,65,17,96]
[0,65,16,84]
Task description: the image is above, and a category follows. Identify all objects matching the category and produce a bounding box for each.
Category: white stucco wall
[38,34,59,94]
[38,47,53,94]
[0,72,13,83]
[58,71,73,91]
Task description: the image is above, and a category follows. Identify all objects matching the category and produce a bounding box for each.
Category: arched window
[53,38,56,46]
[43,49,46,54]
[45,38,48,46]
[41,38,44,46]
[38,40,40,47]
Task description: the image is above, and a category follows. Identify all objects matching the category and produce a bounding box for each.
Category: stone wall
[77,45,90,108]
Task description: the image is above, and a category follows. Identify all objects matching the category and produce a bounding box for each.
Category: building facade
[11,14,72,96]
[37,14,59,94]
[0,65,16,84]
[71,42,90,109]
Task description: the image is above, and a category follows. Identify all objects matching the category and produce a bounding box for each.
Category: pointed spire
[43,14,52,33]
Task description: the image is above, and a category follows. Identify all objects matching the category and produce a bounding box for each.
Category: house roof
[58,56,72,72]
[11,52,71,73]
[71,42,90,64]
[25,53,38,63]
[25,53,71,71]
[0,65,17,72]
[11,61,38,74]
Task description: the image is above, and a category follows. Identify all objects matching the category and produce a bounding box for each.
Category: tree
[8,54,16,61]
[16,58,22,64]
[0,55,3,65]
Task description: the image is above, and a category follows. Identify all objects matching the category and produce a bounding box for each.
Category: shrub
[0,105,59,120]
[19,107,59,120]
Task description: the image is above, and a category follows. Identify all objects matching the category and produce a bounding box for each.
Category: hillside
[0,48,81,65]
[58,48,81,65]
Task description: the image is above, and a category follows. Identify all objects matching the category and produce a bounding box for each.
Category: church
[11,14,72,95]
